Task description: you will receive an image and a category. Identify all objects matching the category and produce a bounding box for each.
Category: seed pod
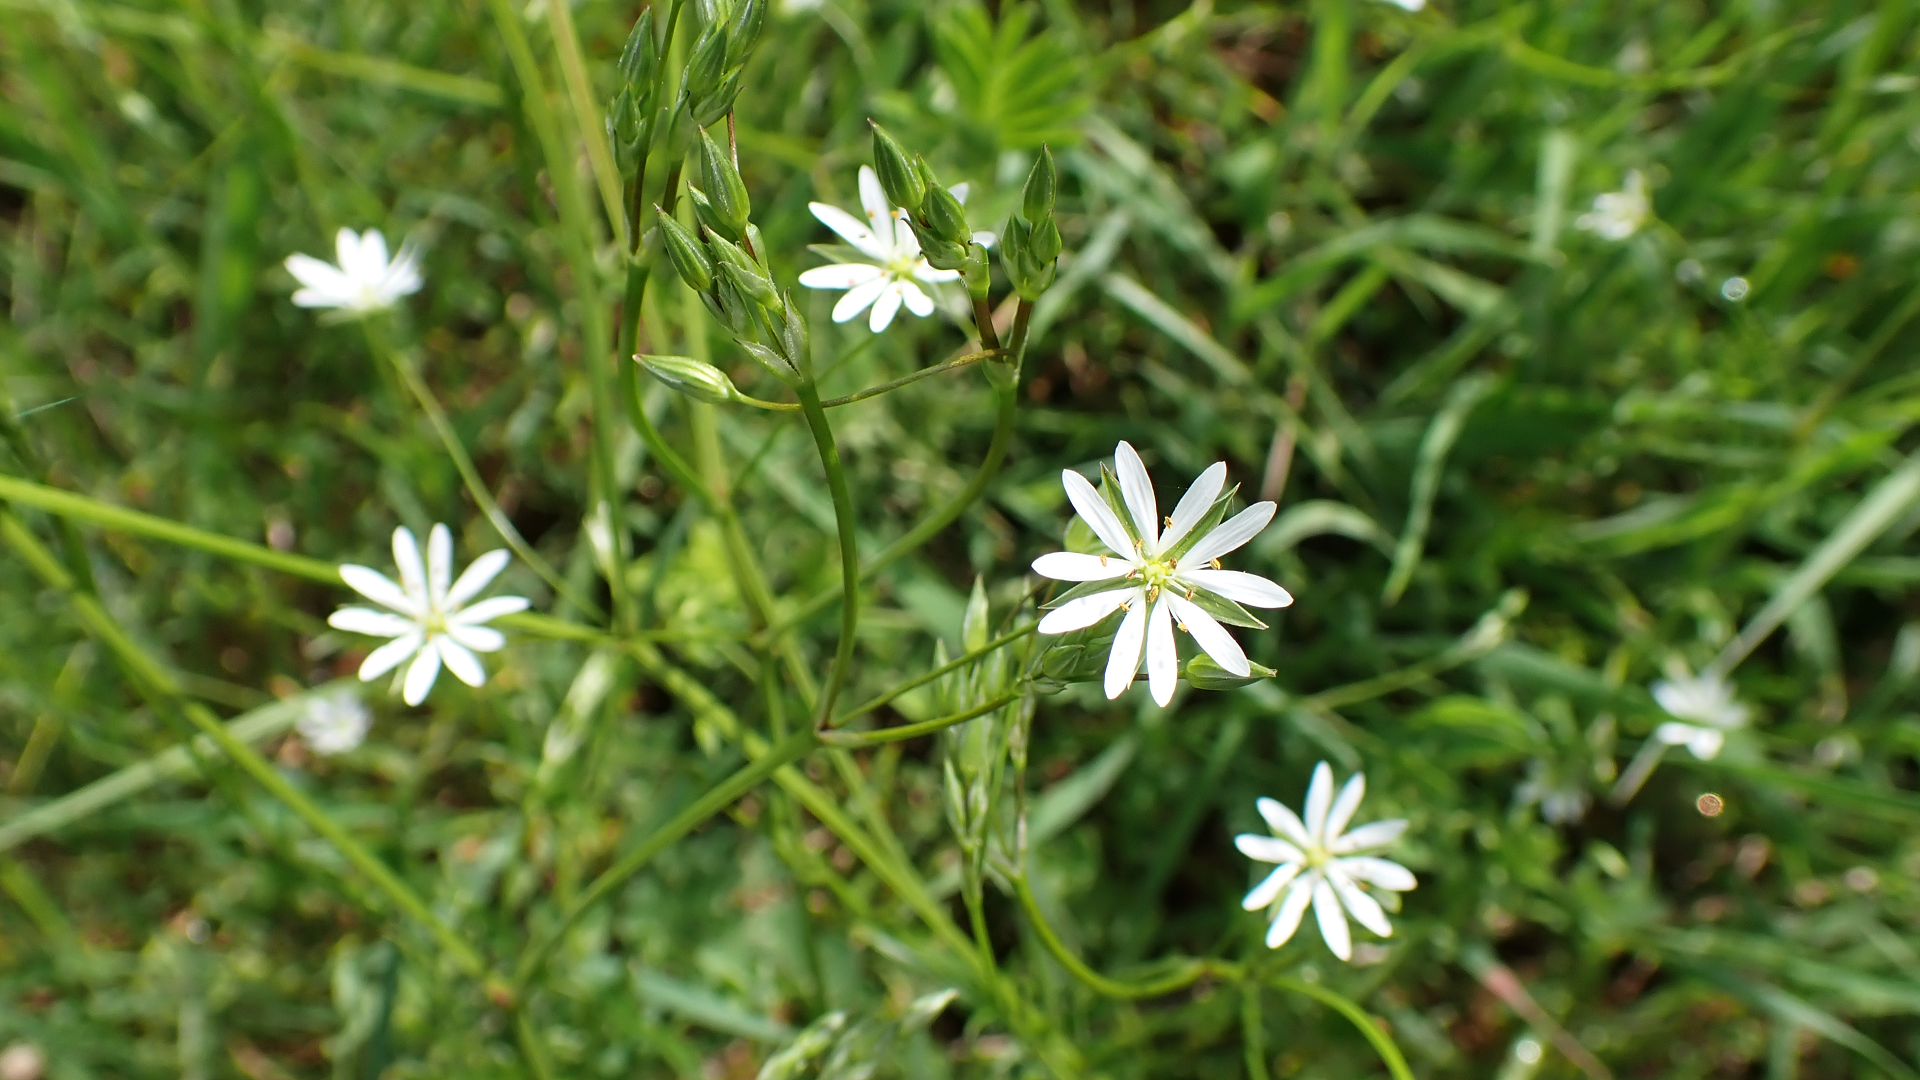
[869,121,925,212]
[637,354,737,405]
[695,128,751,238]
[617,10,657,94]
[1022,144,1057,224]
[655,210,715,293]
[724,0,767,69]
[920,182,970,247]
[708,232,779,308]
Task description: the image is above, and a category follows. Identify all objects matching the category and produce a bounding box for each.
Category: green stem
[1267,977,1416,1080]
[366,324,602,620]
[728,350,1003,412]
[1,512,492,983]
[972,295,1003,353]
[796,380,860,725]
[1011,871,1210,999]
[819,692,1021,748]
[512,729,818,989]
[832,623,1036,728]
[513,1009,560,1080]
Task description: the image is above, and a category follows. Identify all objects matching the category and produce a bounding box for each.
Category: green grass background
[6,0,1920,1077]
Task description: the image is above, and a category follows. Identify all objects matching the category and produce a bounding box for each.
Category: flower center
[1140,556,1178,595]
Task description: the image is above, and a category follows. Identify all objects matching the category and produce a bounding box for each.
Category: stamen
[1210,558,1222,569]
[1176,620,1189,633]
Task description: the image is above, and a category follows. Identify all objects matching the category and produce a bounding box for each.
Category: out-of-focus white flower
[0,1042,46,1080]
[1031,442,1291,706]
[285,227,423,314]
[1379,0,1425,9]
[1651,668,1748,760]
[328,524,528,706]
[296,688,372,755]
[798,166,990,333]
[1576,171,1651,241]
[1517,757,1591,825]
[1236,762,1415,961]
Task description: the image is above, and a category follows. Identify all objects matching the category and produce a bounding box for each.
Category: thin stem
[972,295,1003,354]
[727,350,1003,412]
[513,1010,560,1080]
[796,380,860,725]
[819,692,1021,748]
[1011,871,1211,999]
[366,325,602,619]
[832,623,1036,727]
[1,513,493,983]
[512,729,819,989]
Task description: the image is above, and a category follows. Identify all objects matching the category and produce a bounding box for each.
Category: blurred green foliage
[5,0,1920,1078]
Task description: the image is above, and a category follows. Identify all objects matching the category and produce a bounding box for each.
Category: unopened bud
[1029,212,1062,264]
[617,10,657,93]
[691,68,744,128]
[684,25,728,102]
[725,0,767,69]
[708,233,778,308]
[655,210,714,293]
[920,182,970,247]
[869,122,925,211]
[637,354,738,405]
[780,295,810,374]
[1022,145,1056,224]
[695,128,751,237]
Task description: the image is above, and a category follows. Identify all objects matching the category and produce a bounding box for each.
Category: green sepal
[617,10,657,92]
[683,25,728,102]
[1178,583,1266,630]
[1164,483,1241,563]
[737,340,799,386]
[694,127,751,238]
[869,121,926,211]
[654,209,714,293]
[920,182,970,247]
[1021,144,1056,224]
[1184,654,1276,691]
[1039,576,1133,610]
[1097,466,1144,550]
[724,0,767,69]
[708,233,778,308]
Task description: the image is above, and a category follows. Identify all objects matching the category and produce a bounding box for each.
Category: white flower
[1031,441,1292,706]
[1378,0,1425,9]
[285,227,423,314]
[1650,668,1748,760]
[1236,762,1415,961]
[797,166,991,333]
[328,524,529,706]
[296,688,372,755]
[1575,170,1650,241]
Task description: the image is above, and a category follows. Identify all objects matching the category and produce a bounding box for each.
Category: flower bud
[695,128,751,238]
[617,10,657,93]
[779,294,810,374]
[690,68,743,129]
[1029,212,1062,264]
[655,209,714,293]
[910,221,968,272]
[724,0,767,69]
[920,182,970,247]
[607,89,645,178]
[869,121,925,212]
[1021,144,1056,224]
[684,25,728,102]
[708,233,778,308]
[738,339,798,385]
[636,354,738,405]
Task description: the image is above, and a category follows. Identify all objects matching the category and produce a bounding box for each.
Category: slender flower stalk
[328,524,529,705]
[285,228,423,314]
[1031,442,1291,706]
[1236,762,1415,961]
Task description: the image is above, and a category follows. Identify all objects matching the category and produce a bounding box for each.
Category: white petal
[1062,469,1138,560]
[1303,762,1335,844]
[285,253,354,295]
[359,633,423,681]
[447,549,511,608]
[438,638,488,688]
[948,182,970,204]
[446,623,507,653]
[1167,595,1249,677]
[868,282,905,332]
[391,528,428,611]
[328,607,416,638]
[799,263,885,289]
[449,595,530,625]
[1655,721,1699,746]
[1312,877,1351,961]
[427,524,453,607]
[402,642,443,705]
[808,202,887,260]
[911,263,962,284]
[857,166,896,253]
[1234,834,1306,866]
[1036,589,1132,634]
[1145,596,1177,706]
[1181,502,1277,567]
[1329,819,1408,855]
[1325,772,1367,845]
[971,230,997,248]
[1032,551,1129,582]
[1112,442,1159,550]
[1687,727,1725,759]
[1336,856,1416,892]
[1242,862,1302,911]
[1177,568,1294,609]
[893,216,923,258]
[1256,796,1313,848]
[356,229,391,280]
[381,241,423,298]
[1265,878,1315,949]
[291,287,352,309]
[339,565,419,617]
[1160,462,1226,553]
[333,228,365,279]
[1328,868,1393,938]
[1103,598,1147,700]
[832,276,889,323]
[899,280,935,317]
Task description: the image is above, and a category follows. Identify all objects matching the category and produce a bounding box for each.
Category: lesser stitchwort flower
[1032,442,1291,706]
[285,227,423,314]
[328,524,528,706]
[296,688,372,755]
[1575,170,1651,240]
[798,166,989,332]
[1650,667,1748,760]
[1236,762,1415,961]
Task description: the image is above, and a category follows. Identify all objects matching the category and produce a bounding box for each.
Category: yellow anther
[1210,558,1222,569]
